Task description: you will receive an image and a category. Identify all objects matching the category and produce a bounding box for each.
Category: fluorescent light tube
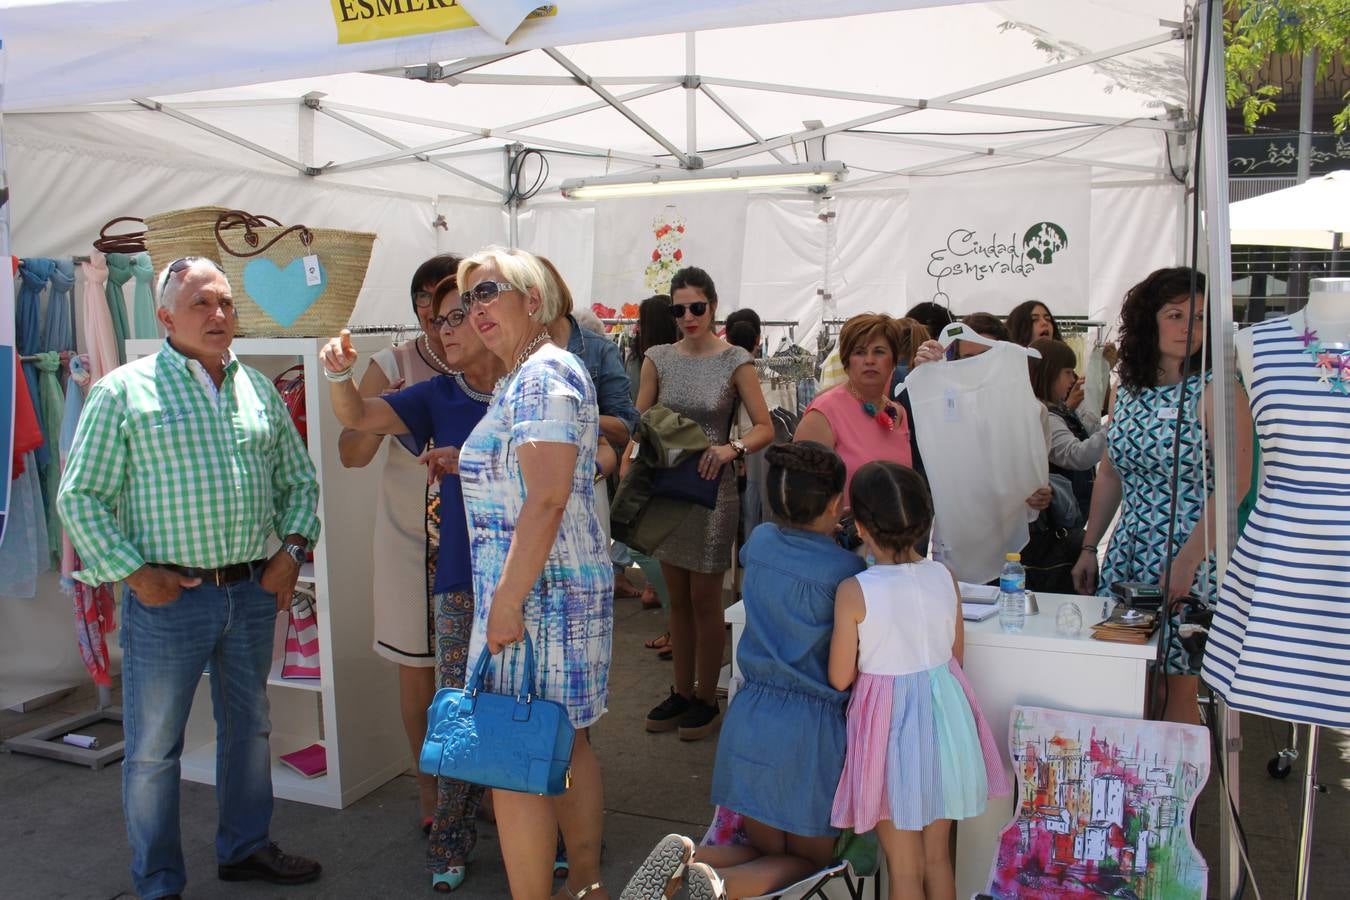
[561,162,845,200]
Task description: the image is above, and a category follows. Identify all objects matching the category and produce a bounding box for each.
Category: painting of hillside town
[986,705,1209,899]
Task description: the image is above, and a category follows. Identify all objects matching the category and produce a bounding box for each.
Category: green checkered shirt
[58,340,320,586]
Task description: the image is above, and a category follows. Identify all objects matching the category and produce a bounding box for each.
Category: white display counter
[724,592,1157,899]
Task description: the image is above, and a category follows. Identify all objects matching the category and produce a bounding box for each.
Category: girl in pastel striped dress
[828,461,1009,900]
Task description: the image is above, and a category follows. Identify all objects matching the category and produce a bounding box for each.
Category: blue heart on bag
[243,257,327,327]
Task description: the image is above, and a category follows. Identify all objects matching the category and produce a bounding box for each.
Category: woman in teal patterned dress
[455,247,613,900]
[1072,267,1252,724]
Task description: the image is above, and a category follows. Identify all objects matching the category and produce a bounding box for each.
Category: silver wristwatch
[282,542,307,567]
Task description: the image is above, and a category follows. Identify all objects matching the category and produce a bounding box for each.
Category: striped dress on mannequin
[1203,316,1350,728]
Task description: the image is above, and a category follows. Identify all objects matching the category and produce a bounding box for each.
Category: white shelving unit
[125,336,407,809]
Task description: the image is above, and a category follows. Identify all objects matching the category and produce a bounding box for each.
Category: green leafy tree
[1225,0,1350,133]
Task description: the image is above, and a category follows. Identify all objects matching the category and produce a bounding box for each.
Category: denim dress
[710,524,866,836]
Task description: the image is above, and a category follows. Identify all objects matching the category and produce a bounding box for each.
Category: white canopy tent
[3,0,1194,336]
[1229,169,1350,250]
[0,0,1249,894]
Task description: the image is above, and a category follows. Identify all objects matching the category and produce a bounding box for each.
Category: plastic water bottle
[998,552,1027,633]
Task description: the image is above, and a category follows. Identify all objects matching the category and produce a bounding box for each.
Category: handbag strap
[466,631,540,702]
[93,216,147,254]
[215,209,311,258]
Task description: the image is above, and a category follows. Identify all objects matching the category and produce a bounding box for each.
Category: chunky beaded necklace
[845,382,898,431]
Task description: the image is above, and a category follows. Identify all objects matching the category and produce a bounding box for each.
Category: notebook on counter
[958,582,1000,604]
[962,603,1000,623]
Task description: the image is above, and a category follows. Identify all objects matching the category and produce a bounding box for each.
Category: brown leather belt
[157,560,265,587]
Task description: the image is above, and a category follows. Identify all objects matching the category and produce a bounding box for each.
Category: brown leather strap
[93,216,147,253]
[214,210,309,258]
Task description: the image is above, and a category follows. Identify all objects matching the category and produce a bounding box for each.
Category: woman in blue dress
[456,247,613,900]
[1072,267,1253,724]
[321,279,504,892]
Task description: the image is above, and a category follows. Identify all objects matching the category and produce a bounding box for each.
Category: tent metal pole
[448,74,683,87]
[699,85,790,164]
[685,33,697,157]
[855,129,1166,176]
[130,98,308,173]
[542,48,691,167]
[363,52,520,80]
[1196,3,1242,898]
[700,106,920,168]
[312,104,505,197]
[506,144,520,247]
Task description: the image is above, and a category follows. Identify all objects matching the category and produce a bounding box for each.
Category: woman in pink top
[795,314,923,502]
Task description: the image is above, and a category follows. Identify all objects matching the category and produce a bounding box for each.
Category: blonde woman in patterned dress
[456,247,613,900]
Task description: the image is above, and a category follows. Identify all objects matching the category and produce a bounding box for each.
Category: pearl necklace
[419,332,454,376]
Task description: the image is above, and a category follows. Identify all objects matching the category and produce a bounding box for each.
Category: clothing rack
[19,350,76,364]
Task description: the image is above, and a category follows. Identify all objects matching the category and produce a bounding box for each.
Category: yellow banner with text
[330,1,555,45]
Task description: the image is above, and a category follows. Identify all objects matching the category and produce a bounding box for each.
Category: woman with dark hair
[334,253,460,833]
[1071,267,1253,724]
[619,295,678,654]
[1006,299,1063,346]
[904,301,956,340]
[1028,338,1105,523]
[640,267,774,741]
[953,312,1010,359]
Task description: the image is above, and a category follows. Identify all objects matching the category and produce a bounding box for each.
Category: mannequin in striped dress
[1204,278,1350,727]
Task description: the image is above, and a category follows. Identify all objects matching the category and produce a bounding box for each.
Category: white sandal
[567,882,605,899]
[620,833,695,899]
[684,862,726,900]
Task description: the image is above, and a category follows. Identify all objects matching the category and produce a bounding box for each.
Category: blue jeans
[120,574,277,899]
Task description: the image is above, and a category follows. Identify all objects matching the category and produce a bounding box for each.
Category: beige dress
[370,340,441,667]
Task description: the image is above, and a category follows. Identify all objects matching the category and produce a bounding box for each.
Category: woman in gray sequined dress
[636,267,774,741]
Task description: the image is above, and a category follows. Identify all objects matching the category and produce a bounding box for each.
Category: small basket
[214,210,375,337]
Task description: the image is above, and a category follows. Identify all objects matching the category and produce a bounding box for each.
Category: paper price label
[944,388,961,422]
[303,255,322,287]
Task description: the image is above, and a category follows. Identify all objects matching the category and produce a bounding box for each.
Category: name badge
[1156,406,1179,422]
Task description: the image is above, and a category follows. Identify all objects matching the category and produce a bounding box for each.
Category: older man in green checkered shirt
[58,257,322,899]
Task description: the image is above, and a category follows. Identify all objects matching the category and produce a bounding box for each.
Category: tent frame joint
[682,75,701,90]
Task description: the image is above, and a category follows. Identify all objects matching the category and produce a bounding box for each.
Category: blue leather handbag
[419,632,574,796]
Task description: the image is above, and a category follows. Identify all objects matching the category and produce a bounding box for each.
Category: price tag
[303,255,322,287]
[1156,406,1178,422]
[944,388,961,422]
[628,441,640,460]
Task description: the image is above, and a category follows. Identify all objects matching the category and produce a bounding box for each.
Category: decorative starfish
[1303,339,1324,358]
[1332,375,1350,396]
[1299,326,1318,347]
[1317,352,1338,370]
[1335,354,1350,382]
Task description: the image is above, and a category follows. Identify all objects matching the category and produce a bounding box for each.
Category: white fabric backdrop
[904,164,1092,316]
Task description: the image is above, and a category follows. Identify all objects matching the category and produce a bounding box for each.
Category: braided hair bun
[765,441,846,525]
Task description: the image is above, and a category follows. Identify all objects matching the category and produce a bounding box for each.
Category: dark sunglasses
[430,310,467,329]
[669,301,709,318]
[459,280,517,311]
[164,256,222,278]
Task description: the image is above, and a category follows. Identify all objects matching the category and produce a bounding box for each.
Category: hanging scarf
[32,352,66,561]
[74,578,117,687]
[82,253,119,383]
[60,355,91,593]
[42,258,77,353]
[17,258,52,469]
[104,252,134,365]
[129,252,158,340]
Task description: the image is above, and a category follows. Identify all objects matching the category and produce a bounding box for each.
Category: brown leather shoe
[218,842,322,885]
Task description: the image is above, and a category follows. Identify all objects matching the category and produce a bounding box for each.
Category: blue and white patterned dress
[1099,372,1216,674]
[459,342,613,728]
[1203,317,1350,727]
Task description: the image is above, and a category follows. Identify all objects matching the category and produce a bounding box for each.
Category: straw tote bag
[141,206,278,271]
[214,210,375,337]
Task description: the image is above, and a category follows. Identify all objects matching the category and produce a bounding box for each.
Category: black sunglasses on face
[430,310,467,329]
[459,280,517,311]
[669,301,708,318]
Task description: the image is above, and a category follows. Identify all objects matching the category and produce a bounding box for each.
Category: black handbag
[650,455,720,509]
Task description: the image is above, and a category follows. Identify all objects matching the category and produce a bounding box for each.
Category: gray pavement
[2,593,1346,898]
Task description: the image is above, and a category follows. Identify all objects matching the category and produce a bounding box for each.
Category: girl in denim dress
[623,441,865,900]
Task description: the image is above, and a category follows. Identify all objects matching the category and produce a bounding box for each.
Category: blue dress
[710,524,866,836]
[458,343,613,728]
[384,373,491,594]
[1099,373,1215,674]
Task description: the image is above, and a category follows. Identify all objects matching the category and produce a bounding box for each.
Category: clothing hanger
[891,322,1041,399]
[935,322,1042,359]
